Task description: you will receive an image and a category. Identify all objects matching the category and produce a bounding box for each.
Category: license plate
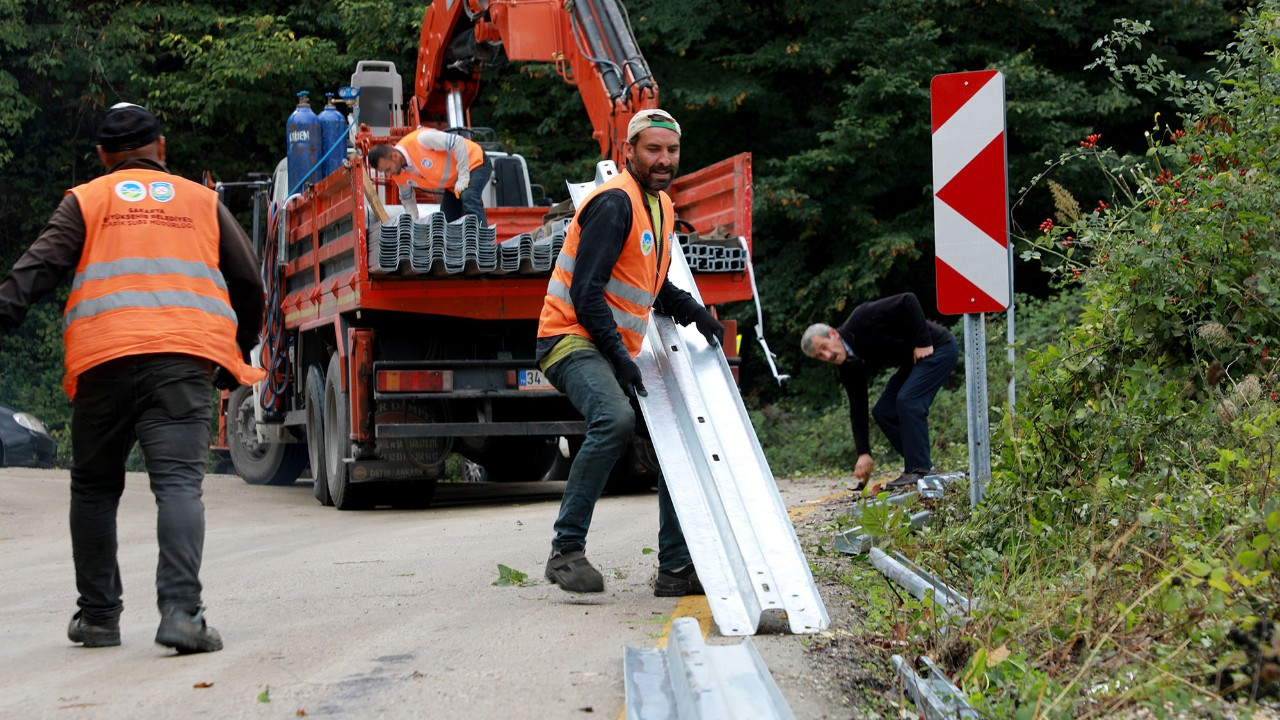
[517,369,555,391]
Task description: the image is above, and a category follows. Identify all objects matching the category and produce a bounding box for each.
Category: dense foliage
[856,7,1280,716]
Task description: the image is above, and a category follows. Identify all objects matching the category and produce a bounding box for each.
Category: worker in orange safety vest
[0,102,265,654]
[536,109,725,597]
[367,127,492,224]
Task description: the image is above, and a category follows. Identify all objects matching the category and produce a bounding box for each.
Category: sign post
[930,70,1011,508]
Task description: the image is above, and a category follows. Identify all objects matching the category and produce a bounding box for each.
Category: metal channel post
[963,313,990,507]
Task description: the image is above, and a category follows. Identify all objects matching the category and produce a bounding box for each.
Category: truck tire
[324,353,370,510]
[305,365,332,506]
[226,385,307,486]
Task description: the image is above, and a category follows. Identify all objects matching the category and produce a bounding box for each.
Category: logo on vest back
[420,158,433,169]
[640,230,654,256]
[114,181,146,202]
[149,182,175,202]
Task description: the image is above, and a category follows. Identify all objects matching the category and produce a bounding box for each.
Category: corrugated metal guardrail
[369,212,747,276]
[636,248,829,637]
[624,617,796,720]
[832,472,966,554]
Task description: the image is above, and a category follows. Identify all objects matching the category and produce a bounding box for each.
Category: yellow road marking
[656,594,715,647]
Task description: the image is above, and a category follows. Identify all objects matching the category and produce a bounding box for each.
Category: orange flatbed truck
[219,0,753,509]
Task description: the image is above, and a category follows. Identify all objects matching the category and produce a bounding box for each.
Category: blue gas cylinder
[318,93,347,181]
[286,91,320,191]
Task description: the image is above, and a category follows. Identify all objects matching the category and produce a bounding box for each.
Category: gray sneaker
[155,606,223,654]
[545,549,605,593]
[67,610,121,648]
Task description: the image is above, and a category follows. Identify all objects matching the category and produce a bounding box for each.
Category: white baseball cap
[626,109,681,143]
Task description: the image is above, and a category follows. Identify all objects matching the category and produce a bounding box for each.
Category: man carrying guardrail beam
[535,109,724,596]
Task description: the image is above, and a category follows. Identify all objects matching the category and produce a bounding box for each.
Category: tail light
[376,370,454,392]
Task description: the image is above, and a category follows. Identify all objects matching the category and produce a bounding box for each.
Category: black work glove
[614,358,648,398]
[212,366,240,391]
[689,306,725,347]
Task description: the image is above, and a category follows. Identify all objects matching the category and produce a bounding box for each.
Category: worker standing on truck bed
[0,102,265,653]
[536,109,725,596]
[368,127,492,224]
[801,292,958,493]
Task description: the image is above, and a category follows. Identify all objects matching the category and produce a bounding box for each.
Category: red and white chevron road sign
[931,70,1010,315]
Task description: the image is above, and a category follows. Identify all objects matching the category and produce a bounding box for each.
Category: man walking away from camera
[0,103,264,653]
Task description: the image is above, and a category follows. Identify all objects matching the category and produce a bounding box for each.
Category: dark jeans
[70,354,214,622]
[441,155,492,225]
[871,339,958,473]
[545,350,691,572]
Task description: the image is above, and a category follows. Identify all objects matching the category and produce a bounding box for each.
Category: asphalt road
[0,467,849,719]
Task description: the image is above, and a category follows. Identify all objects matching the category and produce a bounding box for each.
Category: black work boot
[155,605,223,654]
[545,548,605,593]
[67,610,121,648]
[884,471,927,492]
[655,565,704,597]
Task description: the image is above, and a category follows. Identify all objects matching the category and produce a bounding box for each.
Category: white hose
[738,236,789,385]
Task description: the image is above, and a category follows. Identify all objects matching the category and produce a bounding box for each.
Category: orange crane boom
[412,0,658,167]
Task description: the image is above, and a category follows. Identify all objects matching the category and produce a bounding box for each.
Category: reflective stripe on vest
[535,171,675,358]
[64,289,239,331]
[69,257,229,293]
[544,277,649,338]
[552,252,656,309]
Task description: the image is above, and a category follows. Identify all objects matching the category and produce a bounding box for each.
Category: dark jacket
[835,293,953,456]
[0,158,264,360]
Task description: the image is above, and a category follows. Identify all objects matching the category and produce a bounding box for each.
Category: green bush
[903,7,1280,717]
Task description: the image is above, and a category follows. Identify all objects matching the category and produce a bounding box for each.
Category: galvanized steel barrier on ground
[869,548,974,617]
[635,248,829,637]
[892,655,979,719]
[624,618,796,720]
[832,472,966,554]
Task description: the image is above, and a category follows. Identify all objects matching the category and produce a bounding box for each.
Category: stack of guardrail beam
[369,213,413,274]
[370,214,745,277]
[368,212,500,277]
[494,218,569,275]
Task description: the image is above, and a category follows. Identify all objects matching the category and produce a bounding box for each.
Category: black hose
[599,0,653,92]
[569,0,626,99]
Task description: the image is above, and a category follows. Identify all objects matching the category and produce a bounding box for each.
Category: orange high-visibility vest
[537,171,675,358]
[62,169,265,398]
[390,129,486,192]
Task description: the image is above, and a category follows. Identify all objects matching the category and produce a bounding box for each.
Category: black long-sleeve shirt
[537,174,702,369]
[0,158,264,359]
[835,293,953,456]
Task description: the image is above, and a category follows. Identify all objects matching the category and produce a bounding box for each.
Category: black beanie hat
[97,102,162,152]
